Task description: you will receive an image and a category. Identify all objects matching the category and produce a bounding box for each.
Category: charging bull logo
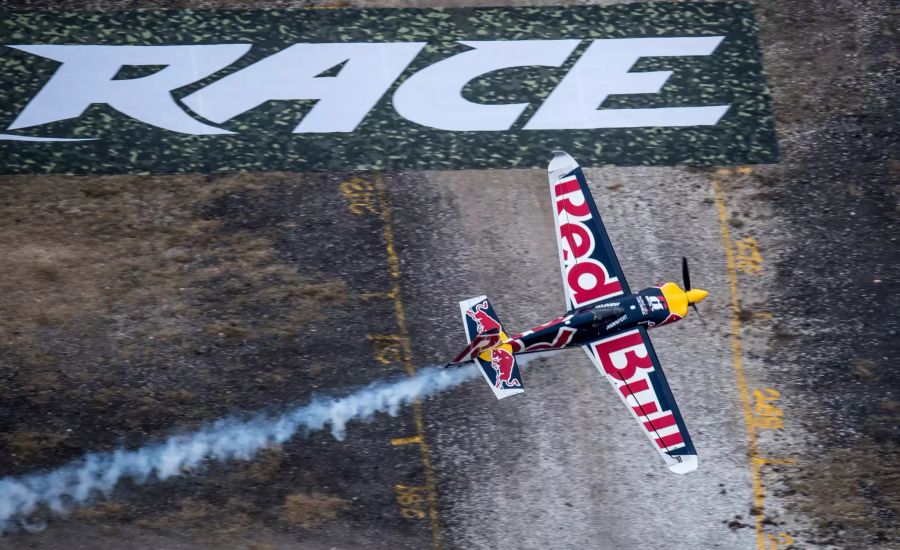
[466,301,503,334]
[490,348,520,389]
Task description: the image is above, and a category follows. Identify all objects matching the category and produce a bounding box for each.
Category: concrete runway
[390,164,759,550]
[368,49,899,544]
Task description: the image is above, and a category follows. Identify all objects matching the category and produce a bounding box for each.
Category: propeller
[682,256,702,317]
[682,256,692,292]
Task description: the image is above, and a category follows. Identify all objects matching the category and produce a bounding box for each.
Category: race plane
[446,151,708,474]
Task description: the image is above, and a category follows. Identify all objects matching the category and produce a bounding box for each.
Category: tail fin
[458,296,525,400]
[450,329,502,364]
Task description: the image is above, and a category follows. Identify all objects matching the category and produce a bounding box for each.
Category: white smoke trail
[0,365,478,532]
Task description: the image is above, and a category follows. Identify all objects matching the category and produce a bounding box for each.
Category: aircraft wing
[583,327,698,473]
[547,151,629,311]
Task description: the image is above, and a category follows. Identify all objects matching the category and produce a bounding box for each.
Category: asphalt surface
[1,1,897,549]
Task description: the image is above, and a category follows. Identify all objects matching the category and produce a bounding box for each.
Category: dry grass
[280,492,349,528]
[0,170,362,545]
[3,431,73,460]
[0,172,344,351]
[137,496,259,543]
[69,501,126,521]
[0,170,354,503]
[0,172,346,379]
[231,448,285,483]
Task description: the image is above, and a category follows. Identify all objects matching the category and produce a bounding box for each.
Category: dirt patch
[0,173,345,348]
[787,442,899,547]
[135,496,260,543]
[3,431,75,461]
[280,492,349,528]
[0,160,433,548]
[0,171,359,538]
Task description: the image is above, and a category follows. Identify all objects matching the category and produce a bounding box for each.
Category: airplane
[445,151,708,474]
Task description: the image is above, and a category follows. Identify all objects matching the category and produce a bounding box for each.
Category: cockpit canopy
[591,305,625,323]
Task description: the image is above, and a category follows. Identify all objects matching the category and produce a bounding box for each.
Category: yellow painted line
[391,435,423,446]
[374,175,443,550]
[361,289,398,301]
[754,457,797,467]
[712,174,767,550]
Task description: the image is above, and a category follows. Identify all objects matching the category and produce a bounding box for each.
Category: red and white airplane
[446,151,708,474]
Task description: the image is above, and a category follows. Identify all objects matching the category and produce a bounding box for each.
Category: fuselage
[505,282,703,354]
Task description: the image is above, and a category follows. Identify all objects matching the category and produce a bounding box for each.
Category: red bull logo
[591,329,686,451]
[490,348,520,389]
[554,175,624,307]
[466,300,503,334]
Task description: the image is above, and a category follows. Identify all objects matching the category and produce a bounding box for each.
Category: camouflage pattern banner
[0,3,777,174]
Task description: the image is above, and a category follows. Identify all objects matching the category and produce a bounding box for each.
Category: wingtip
[492,387,525,400]
[667,454,699,474]
[548,150,578,176]
[459,295,488,311]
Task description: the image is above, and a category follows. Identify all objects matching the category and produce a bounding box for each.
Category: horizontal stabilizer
[458,296,524,400]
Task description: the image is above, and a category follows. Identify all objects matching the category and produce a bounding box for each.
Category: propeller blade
[690,303,706,326]
[682,256,692,291]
